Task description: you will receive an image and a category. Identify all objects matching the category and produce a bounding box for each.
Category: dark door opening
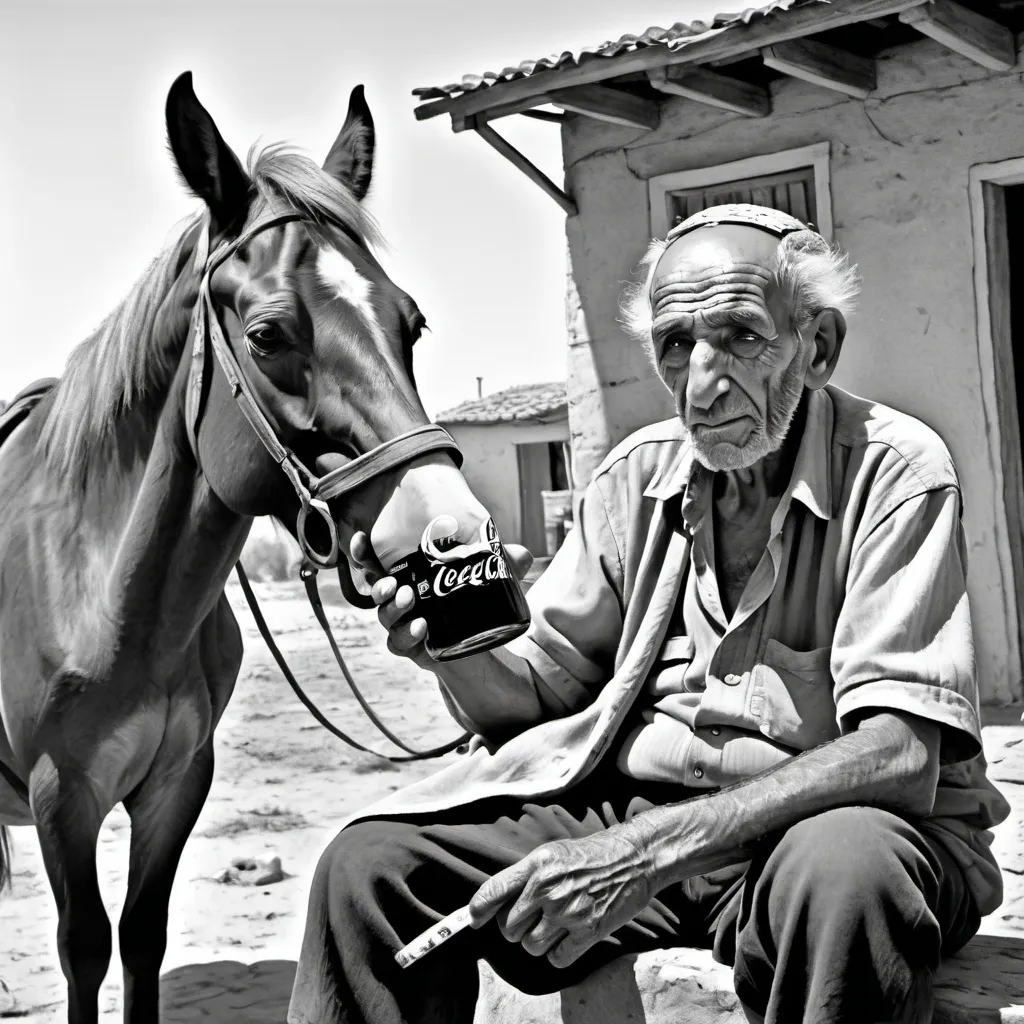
[984,178,1024,692]
[517,441,572,556]
[1006,186,1024,419]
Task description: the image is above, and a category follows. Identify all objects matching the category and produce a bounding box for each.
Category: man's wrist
[620,802,705,889]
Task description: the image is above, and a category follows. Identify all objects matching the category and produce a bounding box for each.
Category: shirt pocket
[751,639,840,750]
[647,635,695,696]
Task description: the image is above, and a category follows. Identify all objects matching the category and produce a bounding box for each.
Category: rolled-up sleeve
[831,484,982,764]
[503,476,625,717]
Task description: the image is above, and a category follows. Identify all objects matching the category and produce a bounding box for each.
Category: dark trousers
[288,768,979,1024]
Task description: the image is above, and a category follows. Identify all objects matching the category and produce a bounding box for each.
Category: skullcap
[666,203,814,244]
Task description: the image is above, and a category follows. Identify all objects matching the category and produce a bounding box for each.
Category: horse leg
[29,759,112,1024]
[119,741,214,1024]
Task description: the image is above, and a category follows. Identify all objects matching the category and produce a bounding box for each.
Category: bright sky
[2,0,724,418]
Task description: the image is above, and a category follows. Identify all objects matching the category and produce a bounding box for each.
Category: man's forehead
[652,224,782,287]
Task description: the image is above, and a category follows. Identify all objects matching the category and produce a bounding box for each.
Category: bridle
[186,210,472,762]
[185,209,463,570]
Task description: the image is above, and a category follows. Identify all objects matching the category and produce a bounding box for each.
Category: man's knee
[764,806,938,903]
[744,806,942,951]
[311,819,419,914]
[734,808,943,1022]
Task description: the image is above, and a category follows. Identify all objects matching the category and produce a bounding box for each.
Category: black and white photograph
[2,1,1024,1022]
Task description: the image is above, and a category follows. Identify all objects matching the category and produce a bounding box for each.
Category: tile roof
[412,1,809,102]
[436,381,567,425]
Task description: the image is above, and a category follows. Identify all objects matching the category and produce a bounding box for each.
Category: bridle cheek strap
[184,211,463,570]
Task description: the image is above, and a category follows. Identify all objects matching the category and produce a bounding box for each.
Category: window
[648,142,833,241]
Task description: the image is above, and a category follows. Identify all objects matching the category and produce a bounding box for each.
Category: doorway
[971,158,1024,701]
[516,440,571,556]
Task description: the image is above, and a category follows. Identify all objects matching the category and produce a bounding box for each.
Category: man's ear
[803,309,846,390]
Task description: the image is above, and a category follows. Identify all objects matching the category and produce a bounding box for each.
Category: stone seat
[476,933,1024,1024]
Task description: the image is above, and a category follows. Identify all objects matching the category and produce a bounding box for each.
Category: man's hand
[468,828,655,968]
[348,532,533,668]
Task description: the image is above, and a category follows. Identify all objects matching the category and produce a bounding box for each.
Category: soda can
[387,516,530,662]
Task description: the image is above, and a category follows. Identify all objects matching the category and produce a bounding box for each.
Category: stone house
[436,382,572,554]
[412,0,1024,705]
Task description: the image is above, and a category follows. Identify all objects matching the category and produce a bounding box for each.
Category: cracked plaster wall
[559,36,1024,703]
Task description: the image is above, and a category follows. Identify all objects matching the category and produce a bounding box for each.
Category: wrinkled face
[649,225,808,472]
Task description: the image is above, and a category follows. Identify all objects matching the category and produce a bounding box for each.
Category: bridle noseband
[184,210,464,570]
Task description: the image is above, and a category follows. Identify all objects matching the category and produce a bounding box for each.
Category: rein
[189,211,471,762]
[235,563,469,762]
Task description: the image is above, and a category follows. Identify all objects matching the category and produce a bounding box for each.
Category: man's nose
[685,340,725,411]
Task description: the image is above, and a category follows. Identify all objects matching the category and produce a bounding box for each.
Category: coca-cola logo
[432,551,510,598]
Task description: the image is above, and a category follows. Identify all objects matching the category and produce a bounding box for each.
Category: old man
[288,205,1009,1024]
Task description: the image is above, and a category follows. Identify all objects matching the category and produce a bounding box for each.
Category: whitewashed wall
[441,419,570,546]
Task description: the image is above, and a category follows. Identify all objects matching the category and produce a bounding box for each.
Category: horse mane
[38,143,379,489]
[246,141,382,248]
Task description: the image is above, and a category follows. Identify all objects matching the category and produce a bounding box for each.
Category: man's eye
[661,335,691,357]
[729,332,766,357]
[246,324,286,357]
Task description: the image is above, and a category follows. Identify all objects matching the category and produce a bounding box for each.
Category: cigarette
[394,904,474,968]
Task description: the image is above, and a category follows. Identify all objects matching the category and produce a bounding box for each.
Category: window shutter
[667,166,818,232]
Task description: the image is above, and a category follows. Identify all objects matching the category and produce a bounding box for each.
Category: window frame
[647,142,834,242]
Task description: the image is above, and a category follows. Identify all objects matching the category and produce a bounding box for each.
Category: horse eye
[246,323,286,357]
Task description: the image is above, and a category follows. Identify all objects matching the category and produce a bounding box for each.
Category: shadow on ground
[160,960,296,1023]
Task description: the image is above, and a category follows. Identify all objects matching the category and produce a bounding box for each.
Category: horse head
[165,72,487,580]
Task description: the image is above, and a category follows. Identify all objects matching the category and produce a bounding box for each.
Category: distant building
[437,382,572,555]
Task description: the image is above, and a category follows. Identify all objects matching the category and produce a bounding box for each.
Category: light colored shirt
[617,386,984,788]
[340,385,1008,916]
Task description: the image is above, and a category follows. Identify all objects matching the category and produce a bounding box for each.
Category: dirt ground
[2,577,1023,1022]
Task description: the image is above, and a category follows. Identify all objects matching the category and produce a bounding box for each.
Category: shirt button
[724,673,741,685]
[693,765,704,779]
[710,726,721,737]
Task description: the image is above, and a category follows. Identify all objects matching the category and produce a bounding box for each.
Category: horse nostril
[315,452,350,475]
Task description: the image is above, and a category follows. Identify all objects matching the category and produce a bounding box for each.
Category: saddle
[0,377,59,451]
[0,379,57,803]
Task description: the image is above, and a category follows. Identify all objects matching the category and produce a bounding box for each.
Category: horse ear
[165,71,251,232]
[323,85,375,201]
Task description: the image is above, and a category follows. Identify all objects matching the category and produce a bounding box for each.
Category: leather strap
[235,562,470,762]
[313,424,462,501]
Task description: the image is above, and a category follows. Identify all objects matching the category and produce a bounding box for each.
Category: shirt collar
[643,387,835,522]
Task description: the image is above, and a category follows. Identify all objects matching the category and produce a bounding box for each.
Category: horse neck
[32,232,253,678]
[107,360,253,668]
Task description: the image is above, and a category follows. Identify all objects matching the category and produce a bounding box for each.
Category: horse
[0,72,492,1024]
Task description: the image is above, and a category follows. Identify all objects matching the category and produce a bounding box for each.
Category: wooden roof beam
[412,0,930,123]
[899,0,1016,72]
[450,94,559,132]
[647,65,770,117]
[546,85,661,130]
[472,123,578,217]
[761,38,877,98]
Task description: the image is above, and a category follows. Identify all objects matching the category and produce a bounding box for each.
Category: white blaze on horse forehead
[315,246,385,346]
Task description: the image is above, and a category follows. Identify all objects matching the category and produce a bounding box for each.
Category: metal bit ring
[296,497,340,570]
